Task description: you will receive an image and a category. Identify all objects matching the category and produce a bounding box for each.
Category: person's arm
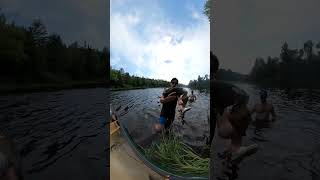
[160,95,177,103]
[271,105,276,121]
[168,92,176,96]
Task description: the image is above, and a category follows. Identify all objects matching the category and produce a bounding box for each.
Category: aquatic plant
[143,131,209,177]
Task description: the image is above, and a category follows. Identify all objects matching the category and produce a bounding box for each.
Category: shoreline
[0,81,108,95]
[0,83,165,95]
[110,87,147,91]
[0,83,245,95]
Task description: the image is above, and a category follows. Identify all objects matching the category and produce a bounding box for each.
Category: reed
[143,131,209,177]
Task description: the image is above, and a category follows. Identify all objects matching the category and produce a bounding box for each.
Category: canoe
[110,115,209,180]
[110,120,164,180]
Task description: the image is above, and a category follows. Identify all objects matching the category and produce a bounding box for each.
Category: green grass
[143,131,209,177]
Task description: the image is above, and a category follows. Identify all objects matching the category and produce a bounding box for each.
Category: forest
[188,74,210,90]
[217,69,247,82]
[187,68,246,91]
[110,68,170,89]
[249,41,320,88]
[0,12,108,92]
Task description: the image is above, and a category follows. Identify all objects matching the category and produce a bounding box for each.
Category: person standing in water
[153,78,188,133]
[216,94,251,155]
[210,52,251,154]
[251,90,276,122]
[188,90,197,102]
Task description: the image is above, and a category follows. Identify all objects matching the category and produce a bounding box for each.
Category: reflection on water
[111,88,210,152]
[217,83,320,180]
[0,88,108,180]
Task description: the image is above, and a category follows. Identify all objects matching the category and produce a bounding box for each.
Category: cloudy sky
[110,0,210,85]
[0,0,108,50]
[213,0,320,74]
[212,0,320,73]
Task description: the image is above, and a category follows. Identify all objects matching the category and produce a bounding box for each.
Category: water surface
[0,88,108,180]
[214,83,320,180]
[111,88,210,151]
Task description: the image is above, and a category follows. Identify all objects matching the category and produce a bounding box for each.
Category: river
[111,88,210,152]
[1,84,319,180]
[0,88,108,180]
[215,82,320,180]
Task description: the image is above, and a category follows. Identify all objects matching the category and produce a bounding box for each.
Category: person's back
[252,90,276,121]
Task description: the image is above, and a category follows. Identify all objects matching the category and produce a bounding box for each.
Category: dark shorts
[159,115,175,129]
[159,116,166,125]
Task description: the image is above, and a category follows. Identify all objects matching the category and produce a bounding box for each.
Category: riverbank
[0,80,108,95]
[246,79,320,89]
[111,87,147,91]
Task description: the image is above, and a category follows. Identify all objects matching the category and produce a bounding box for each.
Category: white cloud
[111,1,210,84]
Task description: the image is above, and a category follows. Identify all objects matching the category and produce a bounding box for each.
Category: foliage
[249,41,320,88]
[204,0,212,22]
[188,74,209,90]
[144,131,209,177]
[0,12,108,84]
[217,69,247,82]
[110,67,170,88]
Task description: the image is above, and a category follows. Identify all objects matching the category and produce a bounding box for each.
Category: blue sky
[110,0,210,84]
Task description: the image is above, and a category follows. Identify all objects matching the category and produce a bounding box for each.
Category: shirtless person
[216,93,251,155]
[188,90,196,102]
[251,90,276,122]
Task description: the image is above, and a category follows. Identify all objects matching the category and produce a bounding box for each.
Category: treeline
[110,68,170,89]
[217,69,247,82]
[249,41,320,88]
[0,12,108,85]
[188,74,209,90]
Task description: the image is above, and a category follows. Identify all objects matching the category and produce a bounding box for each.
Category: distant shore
[0,80,108,95]
[110,87,147,91]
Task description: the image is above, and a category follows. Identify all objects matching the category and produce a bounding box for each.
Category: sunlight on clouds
[111,12,147,68]
[146,21,209,84]
[111,1,209,84]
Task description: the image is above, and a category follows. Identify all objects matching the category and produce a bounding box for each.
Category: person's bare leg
[216,113,235,160]
[153,123,164,134]
[217,112,233,139]
[7,167,19,180]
